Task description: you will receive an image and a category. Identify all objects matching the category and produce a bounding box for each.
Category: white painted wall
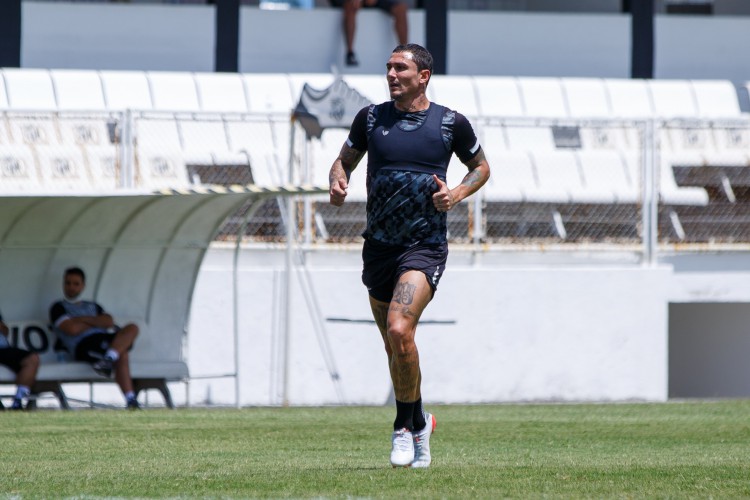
[186,246,671,406]
[22,3,215,72]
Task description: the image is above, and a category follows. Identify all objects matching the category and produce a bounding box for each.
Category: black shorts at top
[329,0,402,10]
[362,238,448,303]
[0,347,35,373]
[74,332,118,362]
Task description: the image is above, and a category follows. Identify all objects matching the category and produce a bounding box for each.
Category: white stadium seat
[8,117,60,146]
[481,124,508,152]
[133,117,190,189]
[58,118,112,147]
[481,151,535,203]
[100,71,153,110]
[505,125,556,151]
[225,120,289,184]
[428,75,480,119]
[179,119,229,165]
[3,69,57,110]
[84,145,121,190]
[0,144,41,192]
[648,80,697,117]
[51,70,107,111]
[577,150,639,204]
[658,152,710,206]
[35,145,93,192]
[135,117,182,154]
[136,152,191,190]
[562,78,611,118]
[193,73,248,113]
[605,79,653,118]
[473,76,523,117]
[530,150,589,203]
[578,125,639,151]
[243,74,295,114]
[691,80,742,118]
[517,77,568,118]
[147,72,201,112]
[712,125,750,159]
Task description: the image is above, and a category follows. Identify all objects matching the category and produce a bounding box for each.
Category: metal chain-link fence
[4,111,750,252]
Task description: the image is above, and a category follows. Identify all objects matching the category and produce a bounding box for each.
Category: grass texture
[0,401,749,498]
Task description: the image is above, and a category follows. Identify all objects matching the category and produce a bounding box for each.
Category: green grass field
[1,401,749,498]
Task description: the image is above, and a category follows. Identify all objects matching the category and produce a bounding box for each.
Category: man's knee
[23,352,40,370]
[386,320,415,354]
[391,2,407,16]
[123,323,139,337]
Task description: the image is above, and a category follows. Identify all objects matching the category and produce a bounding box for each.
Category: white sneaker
[390,428,414,467]
[411,412,436,468]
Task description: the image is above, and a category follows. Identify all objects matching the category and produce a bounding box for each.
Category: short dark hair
[393,43,433,75]
[64,266,86,283]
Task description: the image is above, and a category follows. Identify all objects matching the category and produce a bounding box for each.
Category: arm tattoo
[392,282,416,305]
[461,149,488,188]
[464,149,486,170]
[461,168,484,188]
[340,145,365,173]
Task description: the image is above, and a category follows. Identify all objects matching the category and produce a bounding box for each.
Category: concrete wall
[186,246,671,406]
[18,4,750,90]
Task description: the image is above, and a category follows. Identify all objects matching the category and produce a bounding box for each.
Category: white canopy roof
[0,185,324,363]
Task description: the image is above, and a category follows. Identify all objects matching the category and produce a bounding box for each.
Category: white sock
[125,391,135,401]
[105,348,120,362]
[15,385,30,400]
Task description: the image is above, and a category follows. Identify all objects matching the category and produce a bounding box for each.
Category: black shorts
[330,0,402,11]
[74,333,117,362]
[362,238,448,303]
[0,347,34,373]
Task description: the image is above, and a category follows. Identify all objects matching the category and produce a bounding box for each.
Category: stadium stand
[0,69,749,244]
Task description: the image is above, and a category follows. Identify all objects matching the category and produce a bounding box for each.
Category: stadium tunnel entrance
[669,302,750,398]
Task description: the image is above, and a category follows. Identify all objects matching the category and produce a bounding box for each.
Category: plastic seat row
[0,69,744,119]
[481,149,707,206]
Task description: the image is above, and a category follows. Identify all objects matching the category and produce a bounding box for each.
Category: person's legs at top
[343,0,361,66]
[389,1,408,45]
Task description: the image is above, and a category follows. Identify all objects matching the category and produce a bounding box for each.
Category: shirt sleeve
[49,302,66,326]
[346,105,370,152]
[452,112,482,164]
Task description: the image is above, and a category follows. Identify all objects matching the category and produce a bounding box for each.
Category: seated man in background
[0,311,40,410]
[49,267,141,410]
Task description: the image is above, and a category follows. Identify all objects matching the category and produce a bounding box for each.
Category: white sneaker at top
[390,428,415,467]
[411,412,436,468]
